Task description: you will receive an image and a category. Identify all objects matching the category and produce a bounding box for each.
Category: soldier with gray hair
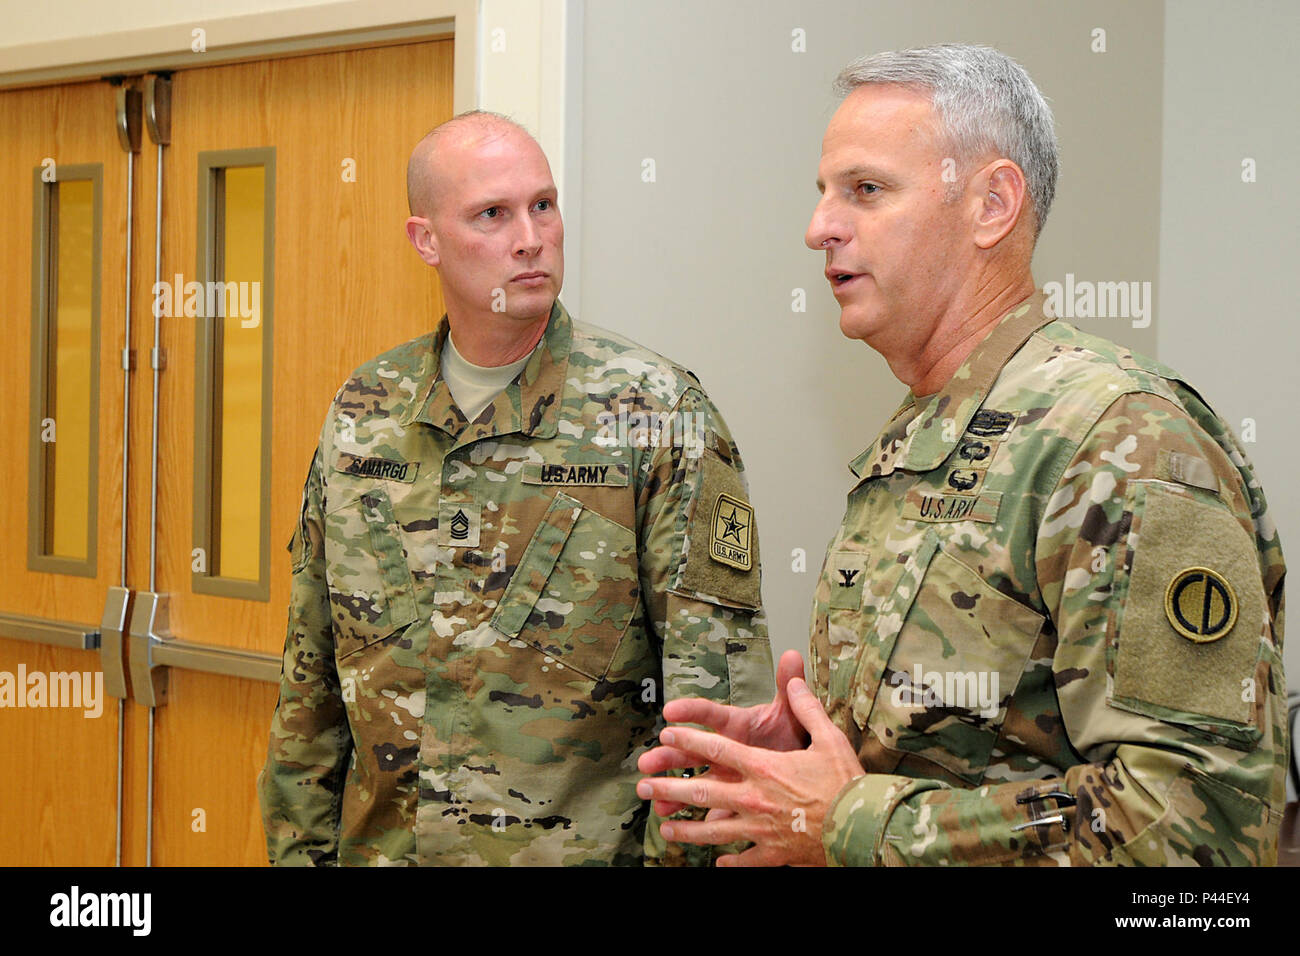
[833,44,1059,236]
[638,43,1287,866]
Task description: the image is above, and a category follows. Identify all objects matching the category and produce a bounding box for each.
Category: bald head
[402,109,563,331]
[406,111,540,218]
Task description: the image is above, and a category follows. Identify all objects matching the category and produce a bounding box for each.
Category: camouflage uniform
[814,291,1287,866]
[258,300,774,866]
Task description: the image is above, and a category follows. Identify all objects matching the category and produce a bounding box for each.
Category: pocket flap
[360,488,418,629]
[490,492,584,638]
[325,484,418,659]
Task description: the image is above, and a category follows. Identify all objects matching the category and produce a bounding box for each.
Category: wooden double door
[0,39,452,865]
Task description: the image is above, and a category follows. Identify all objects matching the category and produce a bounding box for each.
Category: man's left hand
[636,677,865,866]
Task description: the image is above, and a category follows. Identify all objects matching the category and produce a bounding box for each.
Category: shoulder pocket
[288,447,323,575]
[1108,479,1267,749]
[671,449,762,610]
[288,495,313,575]
[323,485,418,660]
[490,491,639,681]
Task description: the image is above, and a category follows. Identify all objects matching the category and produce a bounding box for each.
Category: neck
[894,271,1036,397]
[445,304,551,367]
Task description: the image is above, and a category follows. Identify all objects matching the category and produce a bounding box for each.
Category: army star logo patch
[1165,566,1238,643]
[710,492,753,571]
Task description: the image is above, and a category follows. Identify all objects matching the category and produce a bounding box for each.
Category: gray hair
[834,44,1058,239]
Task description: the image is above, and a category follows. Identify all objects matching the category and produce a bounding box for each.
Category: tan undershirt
[439,333,538,422]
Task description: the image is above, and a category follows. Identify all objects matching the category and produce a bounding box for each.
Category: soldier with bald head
[637,44,1287,867]
[258,111,775,866]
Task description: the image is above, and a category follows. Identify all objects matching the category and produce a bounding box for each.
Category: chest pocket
[490,491,639,681]
[323,485,419,661]
[850,530,1045,783]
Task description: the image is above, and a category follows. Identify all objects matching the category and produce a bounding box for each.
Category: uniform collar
[848,290,1054,479]
[398,299,570,442]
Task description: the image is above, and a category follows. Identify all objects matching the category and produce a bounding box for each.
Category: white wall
[477,0,584,313]
[0,0,326,43]
[1159,0,1299,701]
[575,0,1167,666]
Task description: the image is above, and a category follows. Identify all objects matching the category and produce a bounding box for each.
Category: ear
[405,216,440,267]
[971,159,1028,250]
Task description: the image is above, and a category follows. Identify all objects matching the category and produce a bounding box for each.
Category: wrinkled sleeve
[636,386,776,865]
[256,441,353,866]
[823,389,1286,866]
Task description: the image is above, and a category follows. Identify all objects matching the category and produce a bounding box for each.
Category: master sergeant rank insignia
[710,492,753,571]
[438,500,481,548]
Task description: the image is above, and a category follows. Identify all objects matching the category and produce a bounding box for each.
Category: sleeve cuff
[821,774,949,866]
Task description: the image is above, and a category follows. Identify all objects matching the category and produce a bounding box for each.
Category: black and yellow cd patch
[1165,566,1238,643]
[710,492,753,571]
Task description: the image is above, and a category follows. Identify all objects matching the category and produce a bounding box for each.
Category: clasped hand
[636,650,865,866]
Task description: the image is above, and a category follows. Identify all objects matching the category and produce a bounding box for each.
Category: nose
[805,195,840,251]
[514,213,543,258]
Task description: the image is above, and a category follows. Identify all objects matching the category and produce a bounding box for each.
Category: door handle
[127,590,169,707]
[98,586,133,699]
[127,590,281,707]
[0,611,98,650]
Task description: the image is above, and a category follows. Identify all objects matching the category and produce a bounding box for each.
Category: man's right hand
[639,650,811,818]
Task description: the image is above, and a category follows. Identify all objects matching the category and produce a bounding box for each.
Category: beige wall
[1159,0,1298,703]
[0,0,326,43]
[476,0,585,311]
[575,0,1167,665]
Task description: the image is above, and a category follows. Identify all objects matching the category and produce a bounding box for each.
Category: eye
[857,182,879,196]
[534,198,553,212]
[479,206,502,219]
